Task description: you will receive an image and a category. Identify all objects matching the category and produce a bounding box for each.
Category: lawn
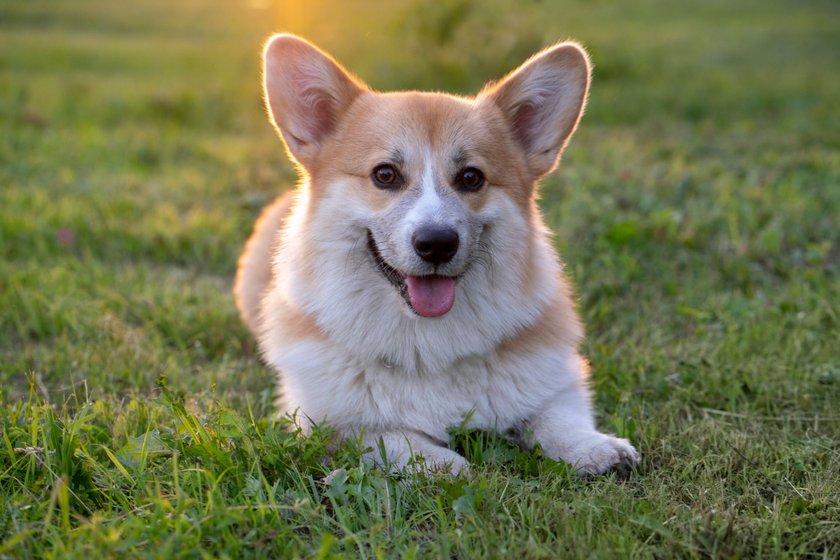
[1,0,839,557]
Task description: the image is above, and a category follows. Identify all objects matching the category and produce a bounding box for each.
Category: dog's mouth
[367,231,456,318]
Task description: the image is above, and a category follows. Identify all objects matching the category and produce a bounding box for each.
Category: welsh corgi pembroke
[235,34,639,476]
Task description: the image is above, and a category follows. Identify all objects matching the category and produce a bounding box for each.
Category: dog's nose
[413,227,459,265]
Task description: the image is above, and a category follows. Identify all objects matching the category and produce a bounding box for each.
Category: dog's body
[235,35,639,475]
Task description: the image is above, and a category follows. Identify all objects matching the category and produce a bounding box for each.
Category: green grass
[2,0,839,557]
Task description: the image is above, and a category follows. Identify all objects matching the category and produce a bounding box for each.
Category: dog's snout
[412,227,459,265]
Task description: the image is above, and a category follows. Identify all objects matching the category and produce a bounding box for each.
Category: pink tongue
[405,276,455,317]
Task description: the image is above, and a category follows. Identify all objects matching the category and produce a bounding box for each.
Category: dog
[234,34,639,476]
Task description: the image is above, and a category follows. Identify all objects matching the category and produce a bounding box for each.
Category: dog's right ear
[263,34,364,168]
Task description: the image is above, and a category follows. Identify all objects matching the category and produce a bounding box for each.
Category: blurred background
[1,0,838,402]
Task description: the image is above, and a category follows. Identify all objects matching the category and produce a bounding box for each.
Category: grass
[1,0,839,557]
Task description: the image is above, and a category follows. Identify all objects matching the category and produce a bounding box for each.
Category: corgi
[234,34,639,476]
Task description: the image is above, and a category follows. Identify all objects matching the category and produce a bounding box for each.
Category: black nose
[412,227,459,265]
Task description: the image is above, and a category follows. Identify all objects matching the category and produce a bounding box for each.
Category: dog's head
[263,34,590,319]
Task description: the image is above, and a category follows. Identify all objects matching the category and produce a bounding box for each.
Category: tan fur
[306,92,535,213]
[481,43,591,178]
[234,192,293,335]
[264,293,326,342]
[497,273,584,358]
[263,35,365,168]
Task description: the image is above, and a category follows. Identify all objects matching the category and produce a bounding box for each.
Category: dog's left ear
[480,42,591,177]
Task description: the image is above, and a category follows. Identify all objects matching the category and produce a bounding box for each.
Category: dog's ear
[480,42,591,177]
[263,34,364,168]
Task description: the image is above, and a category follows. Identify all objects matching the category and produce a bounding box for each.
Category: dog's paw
[363,431,469,477]
[413,447,470,477]
[559,432,640,477]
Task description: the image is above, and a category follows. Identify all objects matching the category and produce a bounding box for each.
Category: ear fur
[263,34,364,168]
[480,42,591,177]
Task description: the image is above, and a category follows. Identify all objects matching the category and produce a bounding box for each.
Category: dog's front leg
[527,380,639,477]
[359,429,468,476]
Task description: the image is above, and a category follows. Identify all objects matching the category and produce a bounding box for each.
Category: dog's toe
[569,433,640,477]
[607,456,637,480]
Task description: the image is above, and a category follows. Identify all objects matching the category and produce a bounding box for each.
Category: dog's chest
[274,340,577,439]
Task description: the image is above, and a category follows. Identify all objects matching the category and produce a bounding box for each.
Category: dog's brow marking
[452,148,469,167]
[389,148,405,166]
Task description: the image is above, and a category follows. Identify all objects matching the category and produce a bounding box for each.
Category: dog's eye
[455,167,485,192]
[371,164,402,189]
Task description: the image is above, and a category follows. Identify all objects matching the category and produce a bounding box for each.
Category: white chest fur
[267,335,583,442]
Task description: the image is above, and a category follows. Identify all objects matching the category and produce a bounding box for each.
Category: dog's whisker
[344,236,364,274]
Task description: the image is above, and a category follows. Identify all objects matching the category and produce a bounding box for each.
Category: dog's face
[312,92,529,318]
[263,35,590,318]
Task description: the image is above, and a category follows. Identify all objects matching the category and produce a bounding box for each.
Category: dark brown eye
[456,167,485,192]
[372,164,402,189]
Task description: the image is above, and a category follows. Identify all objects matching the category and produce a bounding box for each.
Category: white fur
[258,178,638,475]
[404,155,444,226]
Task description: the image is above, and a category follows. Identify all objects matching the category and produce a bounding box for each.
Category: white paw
[363,432,469,477]
[556,432,640,477]
[412,447,469,477]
